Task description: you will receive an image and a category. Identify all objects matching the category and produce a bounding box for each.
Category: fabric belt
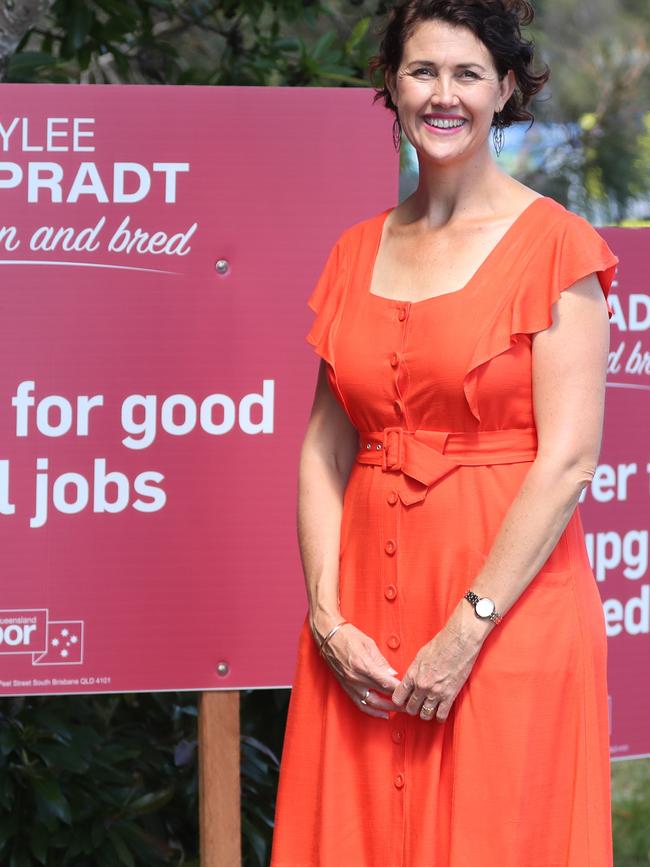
[356,426,538,505]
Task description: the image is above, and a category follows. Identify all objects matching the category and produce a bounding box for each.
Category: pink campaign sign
[0,83,397,696]
[578,226,650,761]
[0,84,647,762]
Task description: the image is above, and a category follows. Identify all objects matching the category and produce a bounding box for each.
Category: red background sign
[0,85,647,761]
[0,83,396,694]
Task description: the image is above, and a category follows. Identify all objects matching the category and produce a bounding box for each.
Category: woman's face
[386,18,515,161]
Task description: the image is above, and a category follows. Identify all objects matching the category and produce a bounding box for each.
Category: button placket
[382,301,410,860]
[382,473,401,655]
[390,302,410,429]
[383,311,408,655]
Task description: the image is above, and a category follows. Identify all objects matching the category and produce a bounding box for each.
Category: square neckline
[367,195,549,306]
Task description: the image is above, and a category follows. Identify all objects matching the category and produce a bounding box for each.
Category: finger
[435,703,450,721]
[362,643,403,693]
[405,688,430,715]
[391,672,415,707]
[340,681,391,719]
[420,698,439,721]
[333,660,402,700]
[359,693,394,718]
[370,673,403,694]
[343,670,401,700]
[358,689,404,713]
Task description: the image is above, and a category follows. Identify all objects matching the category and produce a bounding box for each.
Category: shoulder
[332,207,391,250]
[536,196,605,237]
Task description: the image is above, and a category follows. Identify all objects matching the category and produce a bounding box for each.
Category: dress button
[389,351,399,367]
[394,773,405,788]
[393,399,403,415]
[385,584,397,600]
[384,540,396,556]
[391,729,404,744]
[387,489,398,505]
[387,633,401,649]
[397,307,408,322]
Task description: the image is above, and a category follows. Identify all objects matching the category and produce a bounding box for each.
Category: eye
[460,70,479,78]
[412,67,434,76]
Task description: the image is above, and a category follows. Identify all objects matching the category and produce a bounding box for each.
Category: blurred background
[0,1,648,865]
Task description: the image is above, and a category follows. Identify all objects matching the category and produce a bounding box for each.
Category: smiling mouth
[423,118,467,129]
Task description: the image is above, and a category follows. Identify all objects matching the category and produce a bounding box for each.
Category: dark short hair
[368,0,550,129]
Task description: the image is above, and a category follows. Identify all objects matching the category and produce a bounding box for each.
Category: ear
[498,69,517,110]
[385,69,397,105]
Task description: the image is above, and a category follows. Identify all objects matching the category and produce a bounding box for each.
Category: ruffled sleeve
[305,232,350,367]
[463,210,619,424]
[518,211,619,328]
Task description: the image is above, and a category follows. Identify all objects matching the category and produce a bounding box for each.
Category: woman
[271,1,619,864]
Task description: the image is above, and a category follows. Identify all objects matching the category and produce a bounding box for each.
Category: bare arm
[298,360,358,644]
[456,271,611,645]
[299,360,404,718]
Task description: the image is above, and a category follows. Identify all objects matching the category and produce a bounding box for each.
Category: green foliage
[240,689,288,867]
[0,690,290,866]
[612,758,650,866]
[6,0,381,88]
[0,693,199,866]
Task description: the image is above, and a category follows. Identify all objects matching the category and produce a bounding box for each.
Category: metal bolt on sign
[215,258,229,274]
[216,661,230,676]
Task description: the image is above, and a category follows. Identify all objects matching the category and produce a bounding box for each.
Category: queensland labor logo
[0,610,84,665]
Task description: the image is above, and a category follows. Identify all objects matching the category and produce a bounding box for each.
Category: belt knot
[357,425,538,506]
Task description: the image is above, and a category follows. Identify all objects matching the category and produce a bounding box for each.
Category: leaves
[0,693,201,865]
[33,776,72,825]
[3,0,382,91]
[108,829,136,867]
[128,786,175,815]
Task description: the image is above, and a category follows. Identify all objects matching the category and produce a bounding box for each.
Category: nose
[430,73,459,106]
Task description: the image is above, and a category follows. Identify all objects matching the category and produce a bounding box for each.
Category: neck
[410,147,509,224]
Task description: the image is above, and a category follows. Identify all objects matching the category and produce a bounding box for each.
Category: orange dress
[270,195,619,867]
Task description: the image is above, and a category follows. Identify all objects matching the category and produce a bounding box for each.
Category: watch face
[475,597,495,618]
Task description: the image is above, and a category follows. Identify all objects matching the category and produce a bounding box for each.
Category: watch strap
[464,589,503,624]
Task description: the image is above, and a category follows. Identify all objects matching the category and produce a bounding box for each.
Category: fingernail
[388,668,398,675]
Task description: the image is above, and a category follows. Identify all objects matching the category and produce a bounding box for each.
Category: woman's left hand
[390,601,491,722]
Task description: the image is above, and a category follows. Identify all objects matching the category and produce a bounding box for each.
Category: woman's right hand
[318,621,404,719]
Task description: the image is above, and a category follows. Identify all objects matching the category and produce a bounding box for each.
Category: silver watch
[464,589,503,624]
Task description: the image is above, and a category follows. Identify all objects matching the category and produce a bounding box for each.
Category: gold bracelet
[319,620,350,656]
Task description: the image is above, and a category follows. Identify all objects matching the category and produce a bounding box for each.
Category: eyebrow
[408,60,486,71]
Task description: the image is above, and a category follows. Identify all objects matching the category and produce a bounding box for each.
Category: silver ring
[421,703,435,715]
[360,689,371,705]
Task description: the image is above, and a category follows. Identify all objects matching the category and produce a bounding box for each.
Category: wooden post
[199,690,241,867]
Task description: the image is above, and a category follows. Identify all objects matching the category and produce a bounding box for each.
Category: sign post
[199,691,241,866]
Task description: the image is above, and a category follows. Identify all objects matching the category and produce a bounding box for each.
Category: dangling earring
[392,115,402,153]
[492,109,505,157]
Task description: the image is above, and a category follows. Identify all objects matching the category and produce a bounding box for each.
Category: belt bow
[356,426,538,505]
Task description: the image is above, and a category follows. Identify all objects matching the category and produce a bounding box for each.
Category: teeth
[425,118,465,128]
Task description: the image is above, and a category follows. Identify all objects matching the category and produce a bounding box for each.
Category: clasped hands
[319,600,492,722]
